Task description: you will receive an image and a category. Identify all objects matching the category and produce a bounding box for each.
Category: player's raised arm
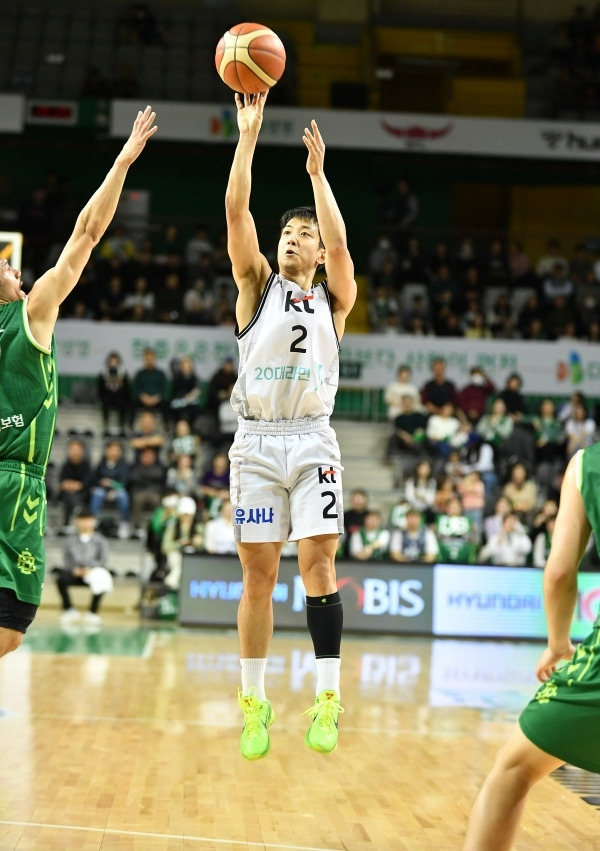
[27,106,157,346]
[303,120,356,326]
[225,93,271,295]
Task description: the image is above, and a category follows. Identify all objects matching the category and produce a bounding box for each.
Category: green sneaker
[303,690,344,754]
[238,687,275,761]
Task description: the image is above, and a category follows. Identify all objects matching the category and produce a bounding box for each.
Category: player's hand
[535,643,576,682]
[235,92,267,137]
[304,120,325,176]
[117,106,158,166]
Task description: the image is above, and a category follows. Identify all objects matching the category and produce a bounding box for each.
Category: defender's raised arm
[28,106,158,347]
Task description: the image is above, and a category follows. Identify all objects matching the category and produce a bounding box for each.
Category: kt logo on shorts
[318,467,339,519]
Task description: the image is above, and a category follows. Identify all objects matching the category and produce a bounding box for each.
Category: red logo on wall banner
[336,576,365,610]
[380,120,453,141]
[580,588,600,622]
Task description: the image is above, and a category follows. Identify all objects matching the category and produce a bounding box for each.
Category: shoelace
[302,697,345,727]
[242,708,265,738]
[238,688,267,738]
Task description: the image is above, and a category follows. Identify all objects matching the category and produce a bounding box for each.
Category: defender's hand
[117,106,158,167]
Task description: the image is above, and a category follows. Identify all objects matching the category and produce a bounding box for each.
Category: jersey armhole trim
[575,448,584,492]
[22,297,51,354]
[321,280,340,350]
[236,273,275,340]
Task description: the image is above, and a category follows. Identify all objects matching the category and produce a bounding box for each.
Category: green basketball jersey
[578,445,600,560]
[518,443,600,772]
[0,298,57,470]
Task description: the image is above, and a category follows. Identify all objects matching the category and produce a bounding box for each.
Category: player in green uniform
[0,106,157,659]
[463,444,600,850]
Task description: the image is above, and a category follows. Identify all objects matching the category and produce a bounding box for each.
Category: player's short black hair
[279,205,318,230]
[279,206,324,248]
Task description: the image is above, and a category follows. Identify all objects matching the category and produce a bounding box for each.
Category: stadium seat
[67,19,93,44]
[511,286,538,316]
[401,282,430,313]
[483,285,509,314]
[35,65,64,98]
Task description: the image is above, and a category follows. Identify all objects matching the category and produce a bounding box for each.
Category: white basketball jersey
[231,272,339,421]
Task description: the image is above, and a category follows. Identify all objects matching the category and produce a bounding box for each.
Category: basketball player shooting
[225,91,356,760]
[0,106,157,659]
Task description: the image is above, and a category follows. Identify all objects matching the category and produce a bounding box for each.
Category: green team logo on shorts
[17,548,36,575]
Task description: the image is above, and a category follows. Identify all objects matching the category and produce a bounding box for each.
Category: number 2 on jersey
[290,324,307,354]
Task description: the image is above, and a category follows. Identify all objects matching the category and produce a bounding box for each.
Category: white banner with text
[54,320,598,396]
[112,99,600,161]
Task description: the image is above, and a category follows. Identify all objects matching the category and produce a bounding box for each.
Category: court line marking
[141,630,156,659]
[0,821,343,851]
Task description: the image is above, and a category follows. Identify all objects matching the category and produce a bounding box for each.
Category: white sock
[315,657,341,697]
[240,658,268,700]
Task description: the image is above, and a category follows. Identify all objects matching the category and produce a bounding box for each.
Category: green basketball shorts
[0,461,47,606]
[520,621,600,773]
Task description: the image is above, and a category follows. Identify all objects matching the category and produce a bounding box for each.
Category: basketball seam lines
[218,29,281,90]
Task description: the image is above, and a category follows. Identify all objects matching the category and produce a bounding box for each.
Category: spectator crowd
[18,165,600,348]
[51,346,244,598]
[367,231,600,343]
[52,341,600,580]
[337,356,598,568]
[27,126,600,578]
[17,199,239,330]
[48,285,600,574]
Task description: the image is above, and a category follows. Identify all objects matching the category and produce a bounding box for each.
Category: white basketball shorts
[229,417,344,544]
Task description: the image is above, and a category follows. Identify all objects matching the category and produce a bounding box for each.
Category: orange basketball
[215,22,286,94]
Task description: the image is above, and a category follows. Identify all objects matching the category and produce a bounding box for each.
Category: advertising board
[179,555,434,634]
[180,558,600,640]
[433,565,600,640]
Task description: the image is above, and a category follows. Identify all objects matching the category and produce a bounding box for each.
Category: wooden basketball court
[1,598,599,851]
